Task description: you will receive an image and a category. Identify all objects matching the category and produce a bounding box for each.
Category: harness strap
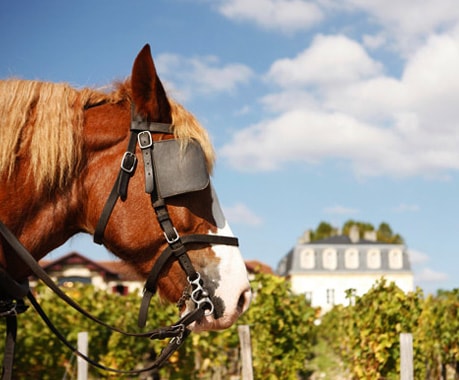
[118,132,138,200]
[0,221,207,375]
[0,269,29,301]
[94,132,138,244]
[2,316,16,380]
[138,130,155,193]
[94,118,173,246]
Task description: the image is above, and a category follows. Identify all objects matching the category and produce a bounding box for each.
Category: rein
[0,106,239,378]
[0,221,202,377]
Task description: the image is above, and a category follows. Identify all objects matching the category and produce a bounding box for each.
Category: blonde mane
[0,79,214,191]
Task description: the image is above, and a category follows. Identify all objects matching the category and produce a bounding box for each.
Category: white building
[276,227,414,313]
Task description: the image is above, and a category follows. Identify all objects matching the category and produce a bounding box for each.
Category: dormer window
[389,249,403,269]
[367,249,381,269]
[323,249,337,270]
[300,248,315,269]
[345,248,359,269]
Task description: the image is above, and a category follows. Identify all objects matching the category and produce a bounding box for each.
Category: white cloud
[221,31,459,178]
[408,249,449,287]
[223,203,263,226]
[393,203,420,213]
[215,0,323,34]
[324,0,459,54]
[407,249,430,265]
[323,205,359,215]
[266,34,383,88]
[362,33,387,50]
[220,108,410,176]
[155,53,253,100]
[214,0,459,54]
[416,267,449,283]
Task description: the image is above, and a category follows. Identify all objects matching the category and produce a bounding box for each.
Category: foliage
[237,273,318,379]
[164,273,319,379]
[342,220,374,239]
[0,274,318,379]
[310,221,337,241]
[320,280,459,379]
[376,222,404,244]
[416,289,459,379]
[309,220,404,244]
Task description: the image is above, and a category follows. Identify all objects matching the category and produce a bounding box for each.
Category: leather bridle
[94,106,240,327]
[0,105,239,378]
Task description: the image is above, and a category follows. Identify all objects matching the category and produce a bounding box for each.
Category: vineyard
[0,274,458,379]
[321,279,459,379]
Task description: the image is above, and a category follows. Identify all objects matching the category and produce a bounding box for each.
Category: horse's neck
[0,177,81,278]
[0,102,130,278]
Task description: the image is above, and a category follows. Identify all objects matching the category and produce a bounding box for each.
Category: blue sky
[1,0,458,294]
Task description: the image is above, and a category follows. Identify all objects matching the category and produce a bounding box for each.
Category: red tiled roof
[245,260,274,274]
[38,252,273,280]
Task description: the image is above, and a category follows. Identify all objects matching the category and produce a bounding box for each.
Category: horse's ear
[131,44,171,122]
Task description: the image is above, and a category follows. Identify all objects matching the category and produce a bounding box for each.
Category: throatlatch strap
[94,132,138,245]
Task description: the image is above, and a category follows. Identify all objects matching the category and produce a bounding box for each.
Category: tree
[308,220,404,243]
[310,221,336,241]
[377,222,404,244]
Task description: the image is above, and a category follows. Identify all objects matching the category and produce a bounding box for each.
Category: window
[323,249,337,270]
[58,276,91,288]
[345,248,359,269]
[389,249,403,269]
[367,249,381,269]
[113,284,128,295]
[326,289,335,305]
[300,248,315,269]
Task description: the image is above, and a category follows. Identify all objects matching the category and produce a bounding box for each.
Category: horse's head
[83,45,251,331]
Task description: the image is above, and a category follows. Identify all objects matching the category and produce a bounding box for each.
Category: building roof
[37,252,272,281]
[245,260,274,275]
[38,252,143,281]
[277,233,411,276]
[308,235,387,245]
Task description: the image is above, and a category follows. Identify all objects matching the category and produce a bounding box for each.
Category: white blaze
[191,185,251,331]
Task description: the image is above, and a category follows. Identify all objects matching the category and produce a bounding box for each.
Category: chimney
[298,230,311,244]
[364,230,377,241]
[349,225,360,243]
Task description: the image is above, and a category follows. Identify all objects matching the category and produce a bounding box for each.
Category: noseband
[0,105,239,377]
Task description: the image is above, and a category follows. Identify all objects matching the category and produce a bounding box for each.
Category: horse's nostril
[237,289,252,314]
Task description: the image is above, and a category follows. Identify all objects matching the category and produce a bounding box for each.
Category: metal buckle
[170,323,186,345]
[188,273,215,316]
[164,227,180,244]
[120,152,137,173]
[137,131,153,149]
[0,299,28,317]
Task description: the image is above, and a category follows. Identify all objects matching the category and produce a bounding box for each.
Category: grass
[306,340,351,380]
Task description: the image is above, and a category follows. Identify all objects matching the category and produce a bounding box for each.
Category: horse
[0,44,251,365]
